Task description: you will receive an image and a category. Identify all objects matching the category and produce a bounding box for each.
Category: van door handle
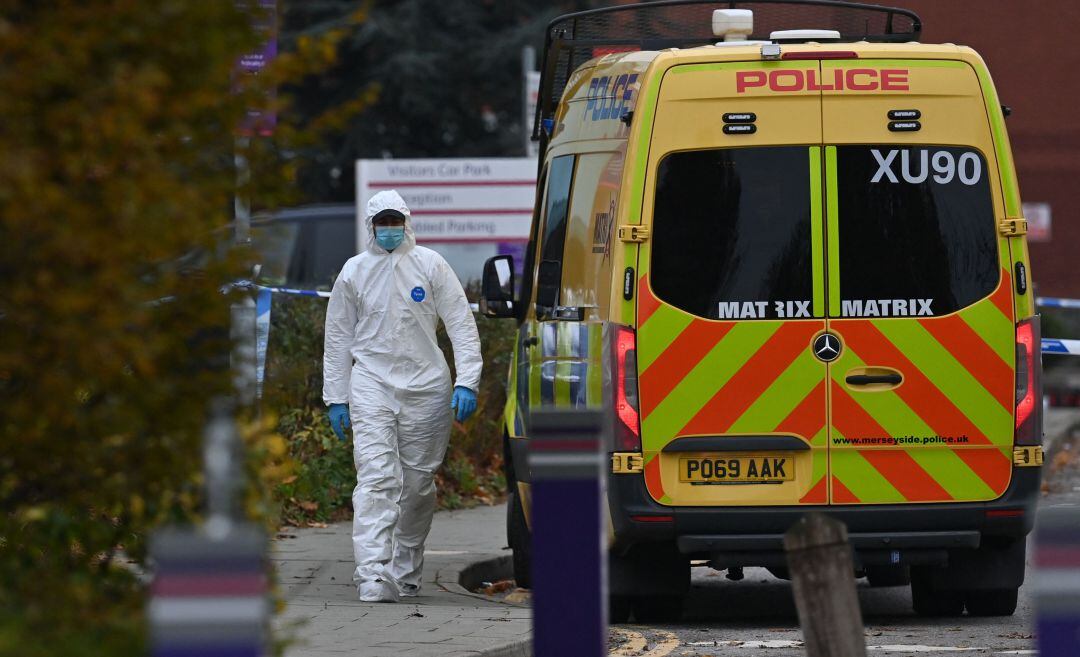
[846,374,902,386]
[523,336,539,348]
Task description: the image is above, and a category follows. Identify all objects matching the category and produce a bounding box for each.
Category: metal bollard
[231,297,257,407]
[529,409,606,657]
[1035,506,1080,656]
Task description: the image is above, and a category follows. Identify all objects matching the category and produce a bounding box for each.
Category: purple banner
[237,0,277,136]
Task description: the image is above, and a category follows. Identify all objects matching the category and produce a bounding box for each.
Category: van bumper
[607,466,1041,565]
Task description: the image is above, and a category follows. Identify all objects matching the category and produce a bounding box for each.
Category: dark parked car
[252,204,356,291]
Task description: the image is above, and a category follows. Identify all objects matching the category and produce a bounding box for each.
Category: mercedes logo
[813,332,842,362]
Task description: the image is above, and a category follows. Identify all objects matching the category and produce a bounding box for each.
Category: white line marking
[688,640,804,649]
[868,646,987,653]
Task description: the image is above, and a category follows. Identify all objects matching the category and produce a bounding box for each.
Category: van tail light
[614,325,641,451]
[1014,316,1043,445]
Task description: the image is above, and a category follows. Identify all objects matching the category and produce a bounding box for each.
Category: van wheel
[965,588,1018,616]
[867,565,910,588]
[911,572,964,617]
[506,489,531,589]
[610,595,632,623]
[631,595,683,624]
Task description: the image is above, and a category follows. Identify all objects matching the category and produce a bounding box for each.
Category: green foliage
[265,292,518,522]
[0,2,365,653]
[263,296,353,524]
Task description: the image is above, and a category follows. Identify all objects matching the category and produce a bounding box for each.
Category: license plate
[679,455,793,484]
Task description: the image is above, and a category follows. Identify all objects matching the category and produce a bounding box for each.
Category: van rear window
[651,147,814,321]
[833,146,998,318]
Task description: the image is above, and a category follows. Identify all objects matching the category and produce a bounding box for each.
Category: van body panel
[510,138,628,468]
[819,59,1017,504]
[636,61,829,506]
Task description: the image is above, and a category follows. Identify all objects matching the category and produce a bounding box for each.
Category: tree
[0,2,328,653]
[282,0,576,201]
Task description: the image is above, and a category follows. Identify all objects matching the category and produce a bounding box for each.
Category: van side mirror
[480,255,515,318]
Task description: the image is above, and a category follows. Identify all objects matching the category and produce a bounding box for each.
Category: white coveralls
[323,190,482,600]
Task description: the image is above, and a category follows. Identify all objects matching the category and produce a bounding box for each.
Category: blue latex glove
[328,403,351,441]
[450,386,477,422]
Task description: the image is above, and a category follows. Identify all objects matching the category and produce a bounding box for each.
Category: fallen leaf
[504,588,532,603]
[480,579,515,595]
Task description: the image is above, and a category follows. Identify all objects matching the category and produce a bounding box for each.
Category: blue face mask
[375,226,405,251]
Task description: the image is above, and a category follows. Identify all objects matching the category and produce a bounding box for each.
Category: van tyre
[965,588,1018,617]
[911,570,964,617]
[610,595,632,624]
[631,595,683,624]
[506,489,532,589]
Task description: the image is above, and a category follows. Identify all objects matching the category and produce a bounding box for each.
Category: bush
[264,291,518,523]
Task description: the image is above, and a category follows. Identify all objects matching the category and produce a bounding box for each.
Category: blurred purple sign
[237,0,277,136]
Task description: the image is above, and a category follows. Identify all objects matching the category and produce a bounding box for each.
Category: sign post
[529,409,607,657]
[523,45,540,160]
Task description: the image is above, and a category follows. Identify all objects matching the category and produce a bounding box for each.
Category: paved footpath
[273,503,532,657]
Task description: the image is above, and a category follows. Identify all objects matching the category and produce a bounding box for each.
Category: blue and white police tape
[256,285,330,298]
[1038,297,1080,310]
[254,283,480,311]
[1043,339,1080,356]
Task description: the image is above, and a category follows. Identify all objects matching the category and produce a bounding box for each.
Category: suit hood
[365,190,416,255]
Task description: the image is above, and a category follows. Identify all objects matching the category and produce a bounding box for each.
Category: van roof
[544,41,987,150]
[533,0,926,141]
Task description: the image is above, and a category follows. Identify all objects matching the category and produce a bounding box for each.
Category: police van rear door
[821,59,1017,505]
[635,60,830,507]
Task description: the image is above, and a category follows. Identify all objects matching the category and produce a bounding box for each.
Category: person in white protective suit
[323,190,482,603]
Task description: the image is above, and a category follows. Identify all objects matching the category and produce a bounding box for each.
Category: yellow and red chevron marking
[829,274,1015,504]
[988,268,1015,319]
[639,319,734,420]
[637,274,664,327]
[677,322,821,437]
[831,382,955,502]
[779,381,828,504]
[636,276,828,505]
[916,313,1013,412]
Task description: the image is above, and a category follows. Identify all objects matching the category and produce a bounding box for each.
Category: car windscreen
[832,145,998,318]
[650,146,815,321]
[252,220,300,286]
[297,216,355,290]
[253,215,356,290]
